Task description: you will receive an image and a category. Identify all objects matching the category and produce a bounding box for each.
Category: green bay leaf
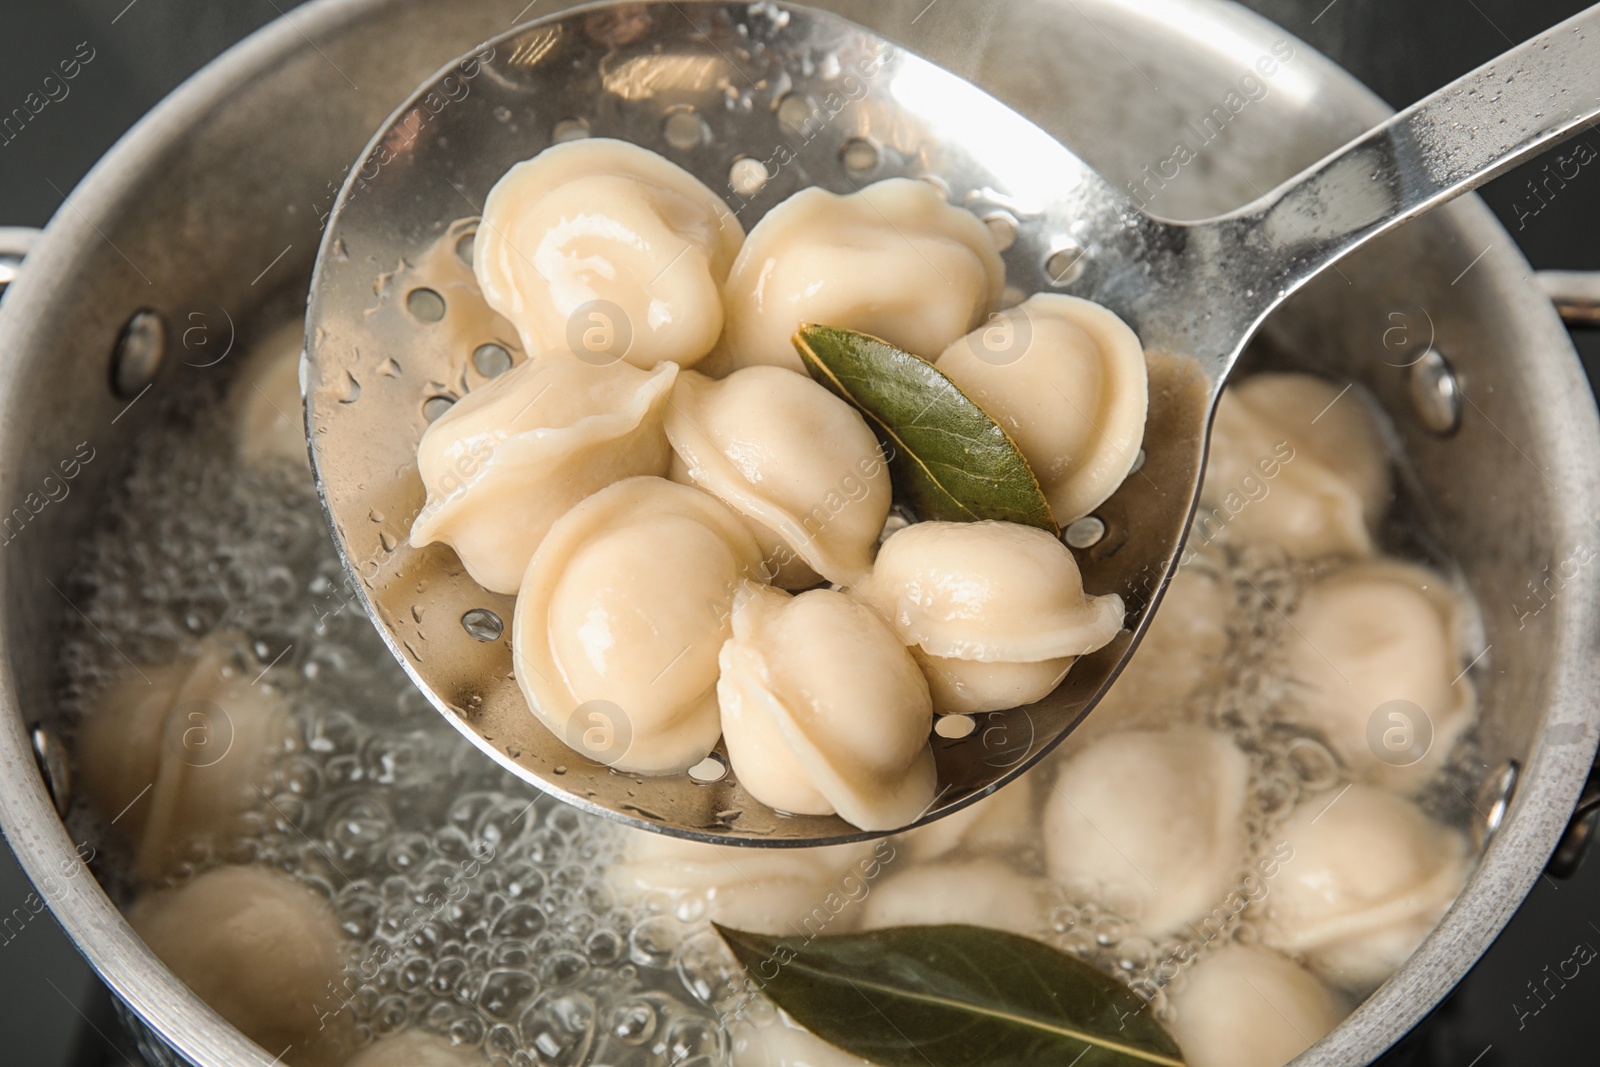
[715,923,1185,1067]
[792,326,1057,534]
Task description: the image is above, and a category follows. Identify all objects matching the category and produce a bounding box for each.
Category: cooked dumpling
[860,860,1046,936]
[897,775,1036,862]
[1076,550,1233,743]
[233,320,308,471]
[1043,728,1250,938]
[1167,946,1345,1067]
[609,828,883,936]
[733,1013,880,1067]
[936,294,1148,523]
[345,1030,489,1066]
[855,521,1124,714]
[475,138,743,369]
[130,866,352,1067]
[719,584,936,831]
[411,352,677,594]
[514,477,760,775]
[709,178,1004,375]
[666,367,891,589]
[77,634,290,881]
[1199,372,1390,559]
[1281,560,1475,792]
[1261,784,1469,991]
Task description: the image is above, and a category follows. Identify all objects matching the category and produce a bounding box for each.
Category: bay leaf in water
[715,923,1185,1067]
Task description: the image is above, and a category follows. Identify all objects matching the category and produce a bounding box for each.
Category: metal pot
[0,1,1596,1064]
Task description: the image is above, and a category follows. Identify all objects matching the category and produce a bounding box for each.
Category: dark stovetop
[1,0,1596,1064]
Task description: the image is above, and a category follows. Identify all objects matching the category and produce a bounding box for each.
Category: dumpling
[1280,560,1475,792]
[666,367,891,589]
[344,1031,489,1066]
[1043,728,1250,938]
[77,634,290,880]
[718,584,936,831]
[609,828,886,937]
[1261,784,1469,991]
[860,860,1046,936]
[896,775,1036,862]
[411,352,677,594]
[1076,551,1233,744]
[709,178,1004,376]
[1167,946,1345,1067]
[1198,372,1391,559]
[935,294,1148,523]
[732,1013,880,1067]
[475,138,743,369]
[514,477,760,775]
[233,320,308,471]
[130,866,352,1067]
[854,521,1125,714]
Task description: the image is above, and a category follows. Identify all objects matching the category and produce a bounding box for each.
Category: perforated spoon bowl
[305,0,1600,845]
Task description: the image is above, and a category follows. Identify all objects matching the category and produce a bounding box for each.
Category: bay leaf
[792,326,1057,534]
[715,923,1185,1067]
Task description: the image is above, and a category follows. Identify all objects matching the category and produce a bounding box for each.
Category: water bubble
[519,991,596,1067]
[493,902,548,941]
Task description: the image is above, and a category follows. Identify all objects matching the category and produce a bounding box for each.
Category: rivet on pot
[111,309,167,398]
[1408,347,1462,436]
[1474,759,1518,851]
[31,725,72,818]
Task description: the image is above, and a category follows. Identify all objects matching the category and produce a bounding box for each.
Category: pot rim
[0,5,379,1064]
[0,2,1595,1066]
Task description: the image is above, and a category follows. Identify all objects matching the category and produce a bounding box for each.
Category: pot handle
[1538,270,1600,328]
[1536,268,1600,877]
[0,227,41,300]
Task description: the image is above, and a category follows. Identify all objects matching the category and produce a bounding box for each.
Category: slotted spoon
[305,0,1600,844]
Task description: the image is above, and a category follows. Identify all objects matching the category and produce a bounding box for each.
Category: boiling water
[57,332,1481,1063]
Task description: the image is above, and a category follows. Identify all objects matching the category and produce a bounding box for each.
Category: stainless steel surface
[0,0,1594,1064]
[307,0,1600,845]
[1538,268,1600,324]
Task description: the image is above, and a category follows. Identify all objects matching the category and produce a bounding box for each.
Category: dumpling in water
[344,1030,489,1066]
[1197,372,1390,559]
[860,859,1046,936]
[411,352,677,594]
[475,138,743,369]
[232,320,308,471]
[896,775,1036,862]
[1167,946,1345,1067]
[718,585,936,831]
[709,178,1004,375]
[1076,550,1233,744]
[1280,560,1476,793]
[855,521,1124,714]
[666,367,891,589]
[1261,784,1469,992]
[514,477,760,775]
[1043,728,1250,938]
[733,1013,880,1067]
[77,634,290,880]
[130,866,352,1067]
[936,294,1148,523]
[609,829,886,937]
